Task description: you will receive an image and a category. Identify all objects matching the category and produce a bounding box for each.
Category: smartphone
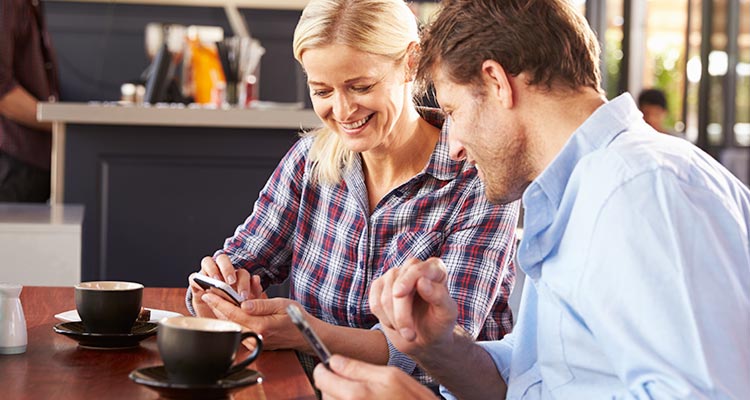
[190,273,243,306]
[287,304,331,368]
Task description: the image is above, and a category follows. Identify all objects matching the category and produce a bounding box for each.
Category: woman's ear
[405,42,420,82]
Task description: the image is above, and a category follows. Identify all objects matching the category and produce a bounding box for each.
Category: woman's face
[301,44,412,155]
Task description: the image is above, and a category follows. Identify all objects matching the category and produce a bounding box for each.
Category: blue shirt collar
[520,93,643,276]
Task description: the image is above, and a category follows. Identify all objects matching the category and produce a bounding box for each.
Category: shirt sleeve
[185,137,309,314]
[576,169,750,398]
[0,1,19,98]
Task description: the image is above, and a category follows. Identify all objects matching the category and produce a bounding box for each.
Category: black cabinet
[63,123,299,288]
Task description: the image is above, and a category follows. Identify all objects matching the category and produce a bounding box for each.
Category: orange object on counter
[187,38,225,104]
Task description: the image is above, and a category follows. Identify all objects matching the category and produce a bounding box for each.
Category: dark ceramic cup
[157,316,263,385]
[74,281,144,334]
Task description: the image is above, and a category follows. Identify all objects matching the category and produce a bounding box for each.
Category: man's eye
[312,89,331,97]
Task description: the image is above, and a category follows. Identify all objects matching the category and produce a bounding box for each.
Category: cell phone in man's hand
[190,273,243,306]
[287,304,332,368]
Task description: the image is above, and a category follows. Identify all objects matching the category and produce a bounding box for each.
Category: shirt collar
[519,93,642,275]
[523,93,641,212]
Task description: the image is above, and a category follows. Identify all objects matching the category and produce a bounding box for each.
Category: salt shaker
[0,283,27,354]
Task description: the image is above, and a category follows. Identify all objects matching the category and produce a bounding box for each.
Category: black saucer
[129,366,263,399]
[53,321,158,349]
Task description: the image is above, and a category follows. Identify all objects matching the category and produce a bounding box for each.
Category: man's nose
[448,135,466,161]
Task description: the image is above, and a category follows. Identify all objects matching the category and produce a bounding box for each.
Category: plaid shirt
[220,109,519,384]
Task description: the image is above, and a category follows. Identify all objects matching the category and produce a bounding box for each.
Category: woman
[188,0,519,388]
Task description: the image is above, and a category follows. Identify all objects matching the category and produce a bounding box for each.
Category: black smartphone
[190,273,243,306]
[287,304,331,368]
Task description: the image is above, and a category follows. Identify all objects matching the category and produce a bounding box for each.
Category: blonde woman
[188,0,519,390]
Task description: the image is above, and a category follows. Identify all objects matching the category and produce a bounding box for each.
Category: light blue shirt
[446,94,750,399]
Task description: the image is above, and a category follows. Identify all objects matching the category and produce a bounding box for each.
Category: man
[313,0,750,398]
[637,88,670,133]
[0,0,60,202]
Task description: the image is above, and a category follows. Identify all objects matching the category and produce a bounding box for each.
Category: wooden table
[0,286,316,399]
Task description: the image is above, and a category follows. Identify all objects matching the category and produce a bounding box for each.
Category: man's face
[433,67,532,205]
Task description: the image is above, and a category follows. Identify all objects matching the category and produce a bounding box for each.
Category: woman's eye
[352,84,374,93]
[312,89,331,97]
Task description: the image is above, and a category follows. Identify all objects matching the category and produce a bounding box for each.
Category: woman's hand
[200,294,311,352]
[189,254,264,317]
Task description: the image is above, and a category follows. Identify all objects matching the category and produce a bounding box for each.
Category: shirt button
[349,306,356,315]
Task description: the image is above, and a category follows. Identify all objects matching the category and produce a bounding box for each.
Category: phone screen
[190,273,243,306]
[287,304,331,367]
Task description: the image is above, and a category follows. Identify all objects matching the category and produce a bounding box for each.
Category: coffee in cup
[74,281,144,334]
[157,316,263,385]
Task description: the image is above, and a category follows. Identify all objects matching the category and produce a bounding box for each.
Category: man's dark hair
[417,0,602,95]
[638,88,668,110]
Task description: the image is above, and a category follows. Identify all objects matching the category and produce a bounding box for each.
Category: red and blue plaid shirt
[220,109,519,384]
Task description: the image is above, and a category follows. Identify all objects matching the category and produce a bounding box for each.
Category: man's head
[638,88,668,133]
[418,0,603,204]
[417,0,602,97]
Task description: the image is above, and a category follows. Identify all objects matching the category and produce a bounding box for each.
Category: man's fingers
[415,276,451,308]
[393,258,447,298]
[313,356,385,400]
[329,354,395,381]
[313,362,350,400]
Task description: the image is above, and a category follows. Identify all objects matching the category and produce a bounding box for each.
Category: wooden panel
[63,123,299,288]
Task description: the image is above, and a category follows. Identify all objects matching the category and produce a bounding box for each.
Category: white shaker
[0,283,27,354]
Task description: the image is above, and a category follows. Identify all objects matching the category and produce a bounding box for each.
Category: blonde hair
[293,0,420,185]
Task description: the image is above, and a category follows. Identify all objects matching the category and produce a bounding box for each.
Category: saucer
[129,366,263,399]
[53,321,158,349]
[55,308,182,323]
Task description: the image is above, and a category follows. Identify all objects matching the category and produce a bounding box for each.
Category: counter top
[0,203,83,233]
[45,0,310,10]
[38,102,321,129]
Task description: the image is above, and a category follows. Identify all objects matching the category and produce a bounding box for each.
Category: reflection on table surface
[0,286,316,400]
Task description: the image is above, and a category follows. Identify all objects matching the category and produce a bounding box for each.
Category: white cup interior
[75,281,144,291]
[161,316,242,332]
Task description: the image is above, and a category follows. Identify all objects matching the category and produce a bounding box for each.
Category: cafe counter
[38,102,320,288]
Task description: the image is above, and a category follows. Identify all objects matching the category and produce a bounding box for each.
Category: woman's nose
[333,93,355,120]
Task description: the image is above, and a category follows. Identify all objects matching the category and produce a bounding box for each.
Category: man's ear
[481,60,513,109]
[405,42,420,82]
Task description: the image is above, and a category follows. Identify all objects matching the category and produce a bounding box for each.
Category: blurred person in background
[0,0,59,202]
[637,88,671,134]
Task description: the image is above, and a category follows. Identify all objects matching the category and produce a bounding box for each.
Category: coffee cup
[157,316,263,385]
[74,281,144,334]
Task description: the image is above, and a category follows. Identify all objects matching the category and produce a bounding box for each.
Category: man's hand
[369,257,458,359]
[313,355,437,400]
